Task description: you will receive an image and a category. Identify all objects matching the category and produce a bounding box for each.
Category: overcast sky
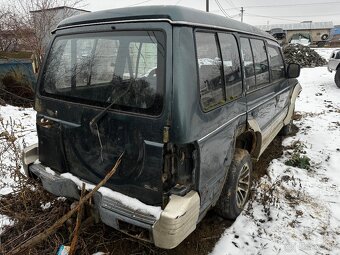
[83,0,340,26]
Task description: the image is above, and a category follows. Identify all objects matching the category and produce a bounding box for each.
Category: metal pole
[241,7,244,22]
[206,0,209,12]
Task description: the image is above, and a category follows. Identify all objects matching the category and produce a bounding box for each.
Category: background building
[257,21,333,44]
[30,6,90,50]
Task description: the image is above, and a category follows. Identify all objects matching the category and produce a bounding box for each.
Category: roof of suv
[57,5,272,39]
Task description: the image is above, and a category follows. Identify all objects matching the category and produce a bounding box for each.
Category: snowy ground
[312,48,337,61]
[212,66,340,254]
[0,50,340,253]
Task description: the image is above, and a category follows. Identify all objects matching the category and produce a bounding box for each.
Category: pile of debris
[283,44,327,67]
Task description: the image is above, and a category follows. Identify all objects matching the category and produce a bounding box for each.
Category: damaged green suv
[22,6,301,249]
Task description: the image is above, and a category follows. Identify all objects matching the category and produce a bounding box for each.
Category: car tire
[215,148,252,220]
[335,68,340,88]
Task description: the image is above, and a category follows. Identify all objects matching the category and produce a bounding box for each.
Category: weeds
[285,154,311,170]
[284,141,311,170]
[0,117,27,191]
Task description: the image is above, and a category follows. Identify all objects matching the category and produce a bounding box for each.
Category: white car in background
[327,49,340,88]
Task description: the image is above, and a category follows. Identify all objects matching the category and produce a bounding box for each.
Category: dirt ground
[0,127,297,255]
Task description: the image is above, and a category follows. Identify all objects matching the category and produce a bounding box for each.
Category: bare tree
[0,6,19,51]
[5,0,87,65]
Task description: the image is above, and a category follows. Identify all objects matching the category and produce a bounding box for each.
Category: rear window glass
[41,31,165,115]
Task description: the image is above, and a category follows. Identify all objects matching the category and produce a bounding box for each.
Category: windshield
[41,31,165,115]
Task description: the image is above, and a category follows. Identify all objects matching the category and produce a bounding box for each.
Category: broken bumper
[22,145,200,249]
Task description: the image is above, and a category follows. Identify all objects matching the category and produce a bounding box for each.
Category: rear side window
[240,38,256,88]
[250,39,270,86]
[42,31,165,116]
[218,33,242,101]
[196,32,225,111]
[267,45,285,81]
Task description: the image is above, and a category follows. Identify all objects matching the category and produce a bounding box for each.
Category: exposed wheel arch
[235,130,261,158]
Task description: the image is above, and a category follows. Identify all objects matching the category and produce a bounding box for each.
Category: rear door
[194,31,246,212]
[266,40,290,119]
[240,37,274,133]
[241,37,289,155]
[37,25,171,206]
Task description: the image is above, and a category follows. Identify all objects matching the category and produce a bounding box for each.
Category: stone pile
[283,44,327,67]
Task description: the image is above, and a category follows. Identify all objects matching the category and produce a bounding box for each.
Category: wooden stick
[69,183,85,255]
[8,152,124,255]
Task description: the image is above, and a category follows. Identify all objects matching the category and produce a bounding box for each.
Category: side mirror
[287,63,301,78]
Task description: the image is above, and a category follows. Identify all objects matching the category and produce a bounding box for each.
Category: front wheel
[215,148,252,219]
[335,68,340,88]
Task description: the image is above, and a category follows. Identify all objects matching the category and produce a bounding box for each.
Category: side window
[196,32,225,111]
[250,39,269,86]
[267,45,285,81]
[218,33,242,101]
[240,37,256,88]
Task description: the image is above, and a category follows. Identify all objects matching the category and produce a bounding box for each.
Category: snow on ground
[1,50,340,252]
[0,105,37,194]
[212,67,340,255]
[313,48,338,61]
[0,105,37,233]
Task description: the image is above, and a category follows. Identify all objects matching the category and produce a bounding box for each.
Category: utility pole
[206,0,209,12]
[240,7,244,22]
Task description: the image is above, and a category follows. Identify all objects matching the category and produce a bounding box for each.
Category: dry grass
[0,181,71,254]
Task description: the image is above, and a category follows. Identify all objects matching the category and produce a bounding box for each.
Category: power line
[230,13,240,18]
[213,1,340,11]
[215,0,227,16]
[244,13,302,23]
[268,13,340,18]
[127,0,154,7]
[246,11,340,20]
[215,0,231,18]
[223,0,236,9]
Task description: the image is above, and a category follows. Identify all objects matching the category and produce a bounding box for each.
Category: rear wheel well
[235,131,257,155]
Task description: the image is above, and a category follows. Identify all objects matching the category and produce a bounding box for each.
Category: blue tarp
[330,28,340,37]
